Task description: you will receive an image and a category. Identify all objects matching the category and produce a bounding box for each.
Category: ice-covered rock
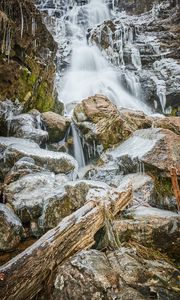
[0,203,24,251]
[114,206,180,258]
[4,142,78,175]
[9,113,48,145]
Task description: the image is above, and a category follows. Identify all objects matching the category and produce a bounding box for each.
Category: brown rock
[73,95,151,151]
[42,112,70,143]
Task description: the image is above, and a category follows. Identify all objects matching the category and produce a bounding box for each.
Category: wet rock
[0,203,24,251]
[101,128,180,210]
[4,172,68,229]
[120,173,155,207]
[114,206,180,259]
[46,248,179,300]
[0,137,39,180]
[102,128,180,176]
[4,142,78,174]
[4,177,131,235]
[4,157,45,185]
[150,115,180,135]
[73,95,151,153]
[0,99,23,136]
[9,113,48,145]
[42,111,70,143]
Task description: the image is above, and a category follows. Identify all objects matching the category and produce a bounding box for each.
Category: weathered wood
[170,167,180,211]
[0,185,132,300]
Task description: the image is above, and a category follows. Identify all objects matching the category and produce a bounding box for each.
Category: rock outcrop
[0,0,57,112]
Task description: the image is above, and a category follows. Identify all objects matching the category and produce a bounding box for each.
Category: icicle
[19,2,24,39]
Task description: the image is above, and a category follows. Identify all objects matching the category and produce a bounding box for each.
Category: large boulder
[0,0,57,112]
[114,206,180,259]
[101,128,180,210]
[73,95,151,154]
[45,248,179,300]
[102,128,180,175]
[0,203,24,251]
[42,111,70,143]
[4,178,132,236]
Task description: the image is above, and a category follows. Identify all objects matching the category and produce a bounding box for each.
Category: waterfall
[71,123,85,167]
[37,0,151,166]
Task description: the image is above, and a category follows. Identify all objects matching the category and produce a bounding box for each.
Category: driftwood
[0,185,132,300]
[170,167,180,211]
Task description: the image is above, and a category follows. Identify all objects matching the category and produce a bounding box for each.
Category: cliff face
[0,0,57,112]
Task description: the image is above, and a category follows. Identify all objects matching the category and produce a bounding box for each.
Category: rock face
[0,0,57,112]
[46,248,179,300]
[0,203,24,251]
[73,95,151,153]
[42,112,70,143]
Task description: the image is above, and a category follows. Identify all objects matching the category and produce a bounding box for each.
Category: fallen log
[0,183,132,300]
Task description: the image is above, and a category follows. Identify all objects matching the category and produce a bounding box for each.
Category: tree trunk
[0,186,132,300]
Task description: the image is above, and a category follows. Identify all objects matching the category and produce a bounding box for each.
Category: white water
[55,0,150,114]
[37,0,152,165]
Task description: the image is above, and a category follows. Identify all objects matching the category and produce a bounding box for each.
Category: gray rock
[9,113,48,145]
[4,172,69,225]
[0,203,24,251]
[120,173,155,207]
[4,142,78,175]
[46,248,179,300]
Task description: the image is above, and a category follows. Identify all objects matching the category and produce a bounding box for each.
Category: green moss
[17,64,55,112]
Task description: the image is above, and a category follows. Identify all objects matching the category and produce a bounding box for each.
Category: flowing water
[37,0,152,166]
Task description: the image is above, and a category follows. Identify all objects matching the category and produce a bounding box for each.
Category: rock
[4,172,68,228]
[0,137,39,180]
[150,115,180,135]
[4,157,45,185]
[83,162,122,186]
[73,95,151,154]
[9,113,48,145]
[46,248,179,300]
[42,111,70,143]
[4,177,131,235]
[120,173,155,207]
[0,0,57,112]
[0,203,24,251]
[113,206,180,259]
[101,128,180,210]
[0,136,39,152]
[4,142,78,175]
[102,128,180,175]
[0,99,23,136]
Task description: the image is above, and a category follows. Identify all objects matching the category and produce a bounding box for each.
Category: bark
[0,186,132,300]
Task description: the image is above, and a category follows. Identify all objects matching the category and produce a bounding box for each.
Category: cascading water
[59,0,150,114]
[37,0,151,167]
